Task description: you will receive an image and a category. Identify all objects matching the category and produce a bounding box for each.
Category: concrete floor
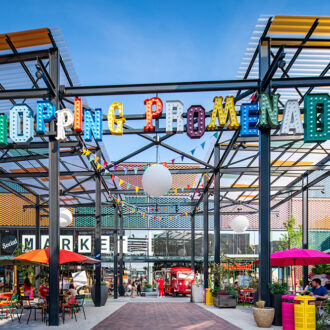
[0,296,283,329]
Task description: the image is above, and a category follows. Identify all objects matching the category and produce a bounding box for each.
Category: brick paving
[92,302,241,330]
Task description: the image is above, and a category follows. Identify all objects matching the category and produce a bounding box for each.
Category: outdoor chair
[74,294,86,320]
[19,296,43,324]
[60,296,77,323]
[0,294,19,322]
[242,289,254,307]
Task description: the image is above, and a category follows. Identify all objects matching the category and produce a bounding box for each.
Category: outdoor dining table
[19,297,43,324]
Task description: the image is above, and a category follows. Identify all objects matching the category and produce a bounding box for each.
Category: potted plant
[213,287,237,308]
[269,281,288,326]
[91,281,109,306]
[143,283,153,292]
[253,300,275,328]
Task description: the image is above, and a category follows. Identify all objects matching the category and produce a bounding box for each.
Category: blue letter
[240,103,259,136]
[36,101,56,134]
[84,108,103,141]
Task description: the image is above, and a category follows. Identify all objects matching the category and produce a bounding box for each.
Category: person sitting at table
[302,281,313,295]
[66,283,77,298]
[309,278,328,301]
[23,274,33,299]
[38,280,49,303]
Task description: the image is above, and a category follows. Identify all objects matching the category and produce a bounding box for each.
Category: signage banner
[72,271,88,289]
[1,235,18,254]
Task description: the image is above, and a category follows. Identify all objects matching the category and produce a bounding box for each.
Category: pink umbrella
[254,248,330,266]
[270,248,330,267]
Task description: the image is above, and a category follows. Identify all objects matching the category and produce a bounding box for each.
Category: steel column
[35,196,40,295]
[302,174,309,288]
[94,149,102,306]
[113,205,118,299]
[214,145,221,264]
[258,38,271,306]
[48,49,60,326]
[203,176,209,289]
[119,209,124,296]
[191,214,195,273]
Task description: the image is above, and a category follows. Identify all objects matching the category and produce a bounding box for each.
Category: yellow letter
[107,102,126,135]
[207,96,239,130]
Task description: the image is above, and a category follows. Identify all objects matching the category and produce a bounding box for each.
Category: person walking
[131,281,137,298]
[158,276,165,298]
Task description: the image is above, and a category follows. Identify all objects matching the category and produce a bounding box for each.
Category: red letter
[144,97,163,132]
[74,98,83,132]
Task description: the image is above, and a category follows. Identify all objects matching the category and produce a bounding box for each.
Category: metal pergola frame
[0,16,329,324]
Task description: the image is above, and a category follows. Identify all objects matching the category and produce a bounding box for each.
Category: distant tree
[279,214,302,250]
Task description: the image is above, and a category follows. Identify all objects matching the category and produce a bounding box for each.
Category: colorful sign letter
[0,114,8,145]
[280,100,304,135]
[304,94,330,142]
[258,93,280,128]
[74,98,83,132]
[240,103,259,137]
[144,97,163,132]
[10,104,34,143]
[107,102,126,135]
[187,106,205,139]
[84,108,103,142]
[207,96,239,130]
[56,108,74,142]
[36,101,56,134]
[166,101,184,134]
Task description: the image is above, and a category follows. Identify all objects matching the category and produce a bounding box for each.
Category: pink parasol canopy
[270,248,330,267]
[254,248,330,267]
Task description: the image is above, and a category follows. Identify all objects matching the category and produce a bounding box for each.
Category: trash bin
[191,284,204,303]
[294,296,316,330]
[205,288,213,306]
[282,294,297,330]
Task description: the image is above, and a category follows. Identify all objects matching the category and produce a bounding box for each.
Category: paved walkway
[92,302,240,330]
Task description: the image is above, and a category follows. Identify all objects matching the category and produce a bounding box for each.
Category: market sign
[0,93,329,144]
[22,235,111,254]
[1,235,18,254]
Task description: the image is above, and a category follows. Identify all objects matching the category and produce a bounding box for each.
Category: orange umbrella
[14,248,98,265]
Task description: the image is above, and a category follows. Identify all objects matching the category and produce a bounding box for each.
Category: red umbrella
[14,248,98,265]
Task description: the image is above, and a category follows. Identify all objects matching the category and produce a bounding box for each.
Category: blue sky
[1,0,330,163]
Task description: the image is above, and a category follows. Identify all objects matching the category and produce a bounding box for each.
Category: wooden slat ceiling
[0,28,51,51]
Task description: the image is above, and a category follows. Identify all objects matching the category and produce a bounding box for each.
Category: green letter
[0,113,8,145]
[258,93,280,128]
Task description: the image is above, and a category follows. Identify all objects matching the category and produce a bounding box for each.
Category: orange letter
[74,98,83,132]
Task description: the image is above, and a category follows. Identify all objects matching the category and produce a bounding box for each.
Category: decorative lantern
[59,208,73,227]
[230,215,249,233]
[142,164,172,197]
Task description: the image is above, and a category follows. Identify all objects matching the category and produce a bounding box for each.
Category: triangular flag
[174,188,177,194]
[187,185,190,189]
[134,167,138,174]
[193,181,196,185]
[85,150,91,157]
[171,159,175,165]
[111,175,115,181]
[89,156,94,162]
[96,163,101,170]
[81,148,87,155]
[113,165,118,171]
[135,186,139,193]
[185,212,188,216]
[170,216,173,220]
[103,161,108,168]
[94,156,99,163]
[124,167,128,174]
[195,189,199,193]
[213,132,219,138]
[132,209,135,213]
[181,187,184,192]
[119,179,123,186]
[180,214,183,218]
[143,166,148,171]
[153,216,156,220]
[191,149,195,155]
[181,155,184,161]
[201,142,206,149]
[127,183,131,189]
[104,169,109,175]
[164,207,167,211]
[199,177,202,182]
[142,214,145,218]
[126,207,129,211]
[163,162,167,167]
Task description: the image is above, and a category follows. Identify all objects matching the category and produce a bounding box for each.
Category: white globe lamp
[59,208,73,227]
[230,215,249,233]
[142,164,172,197]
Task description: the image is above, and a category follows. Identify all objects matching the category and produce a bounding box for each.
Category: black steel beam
[203,176,208,289]
[258,38,271,307]
[113,205,118,299]
[191,214,195,273]
[0,49,50,64]
[214,145,220,264]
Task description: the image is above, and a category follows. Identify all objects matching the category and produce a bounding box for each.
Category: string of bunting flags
[80,132,218,195]
[78,133,219,220]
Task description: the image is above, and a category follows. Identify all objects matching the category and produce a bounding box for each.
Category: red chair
[243,289,254,307]
[237,288,246,306]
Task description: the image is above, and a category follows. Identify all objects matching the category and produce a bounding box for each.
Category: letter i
[74,98,83,132]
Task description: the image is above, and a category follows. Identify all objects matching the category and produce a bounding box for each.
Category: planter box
[91,285,108,306]
[143,287,153,292]
[270,294,283,326]
[214,294,237,308]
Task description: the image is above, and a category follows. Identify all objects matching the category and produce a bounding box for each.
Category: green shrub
[269,282,288,295]
[144,283,152,289]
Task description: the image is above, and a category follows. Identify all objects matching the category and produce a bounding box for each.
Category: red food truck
[163,267,195,296]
